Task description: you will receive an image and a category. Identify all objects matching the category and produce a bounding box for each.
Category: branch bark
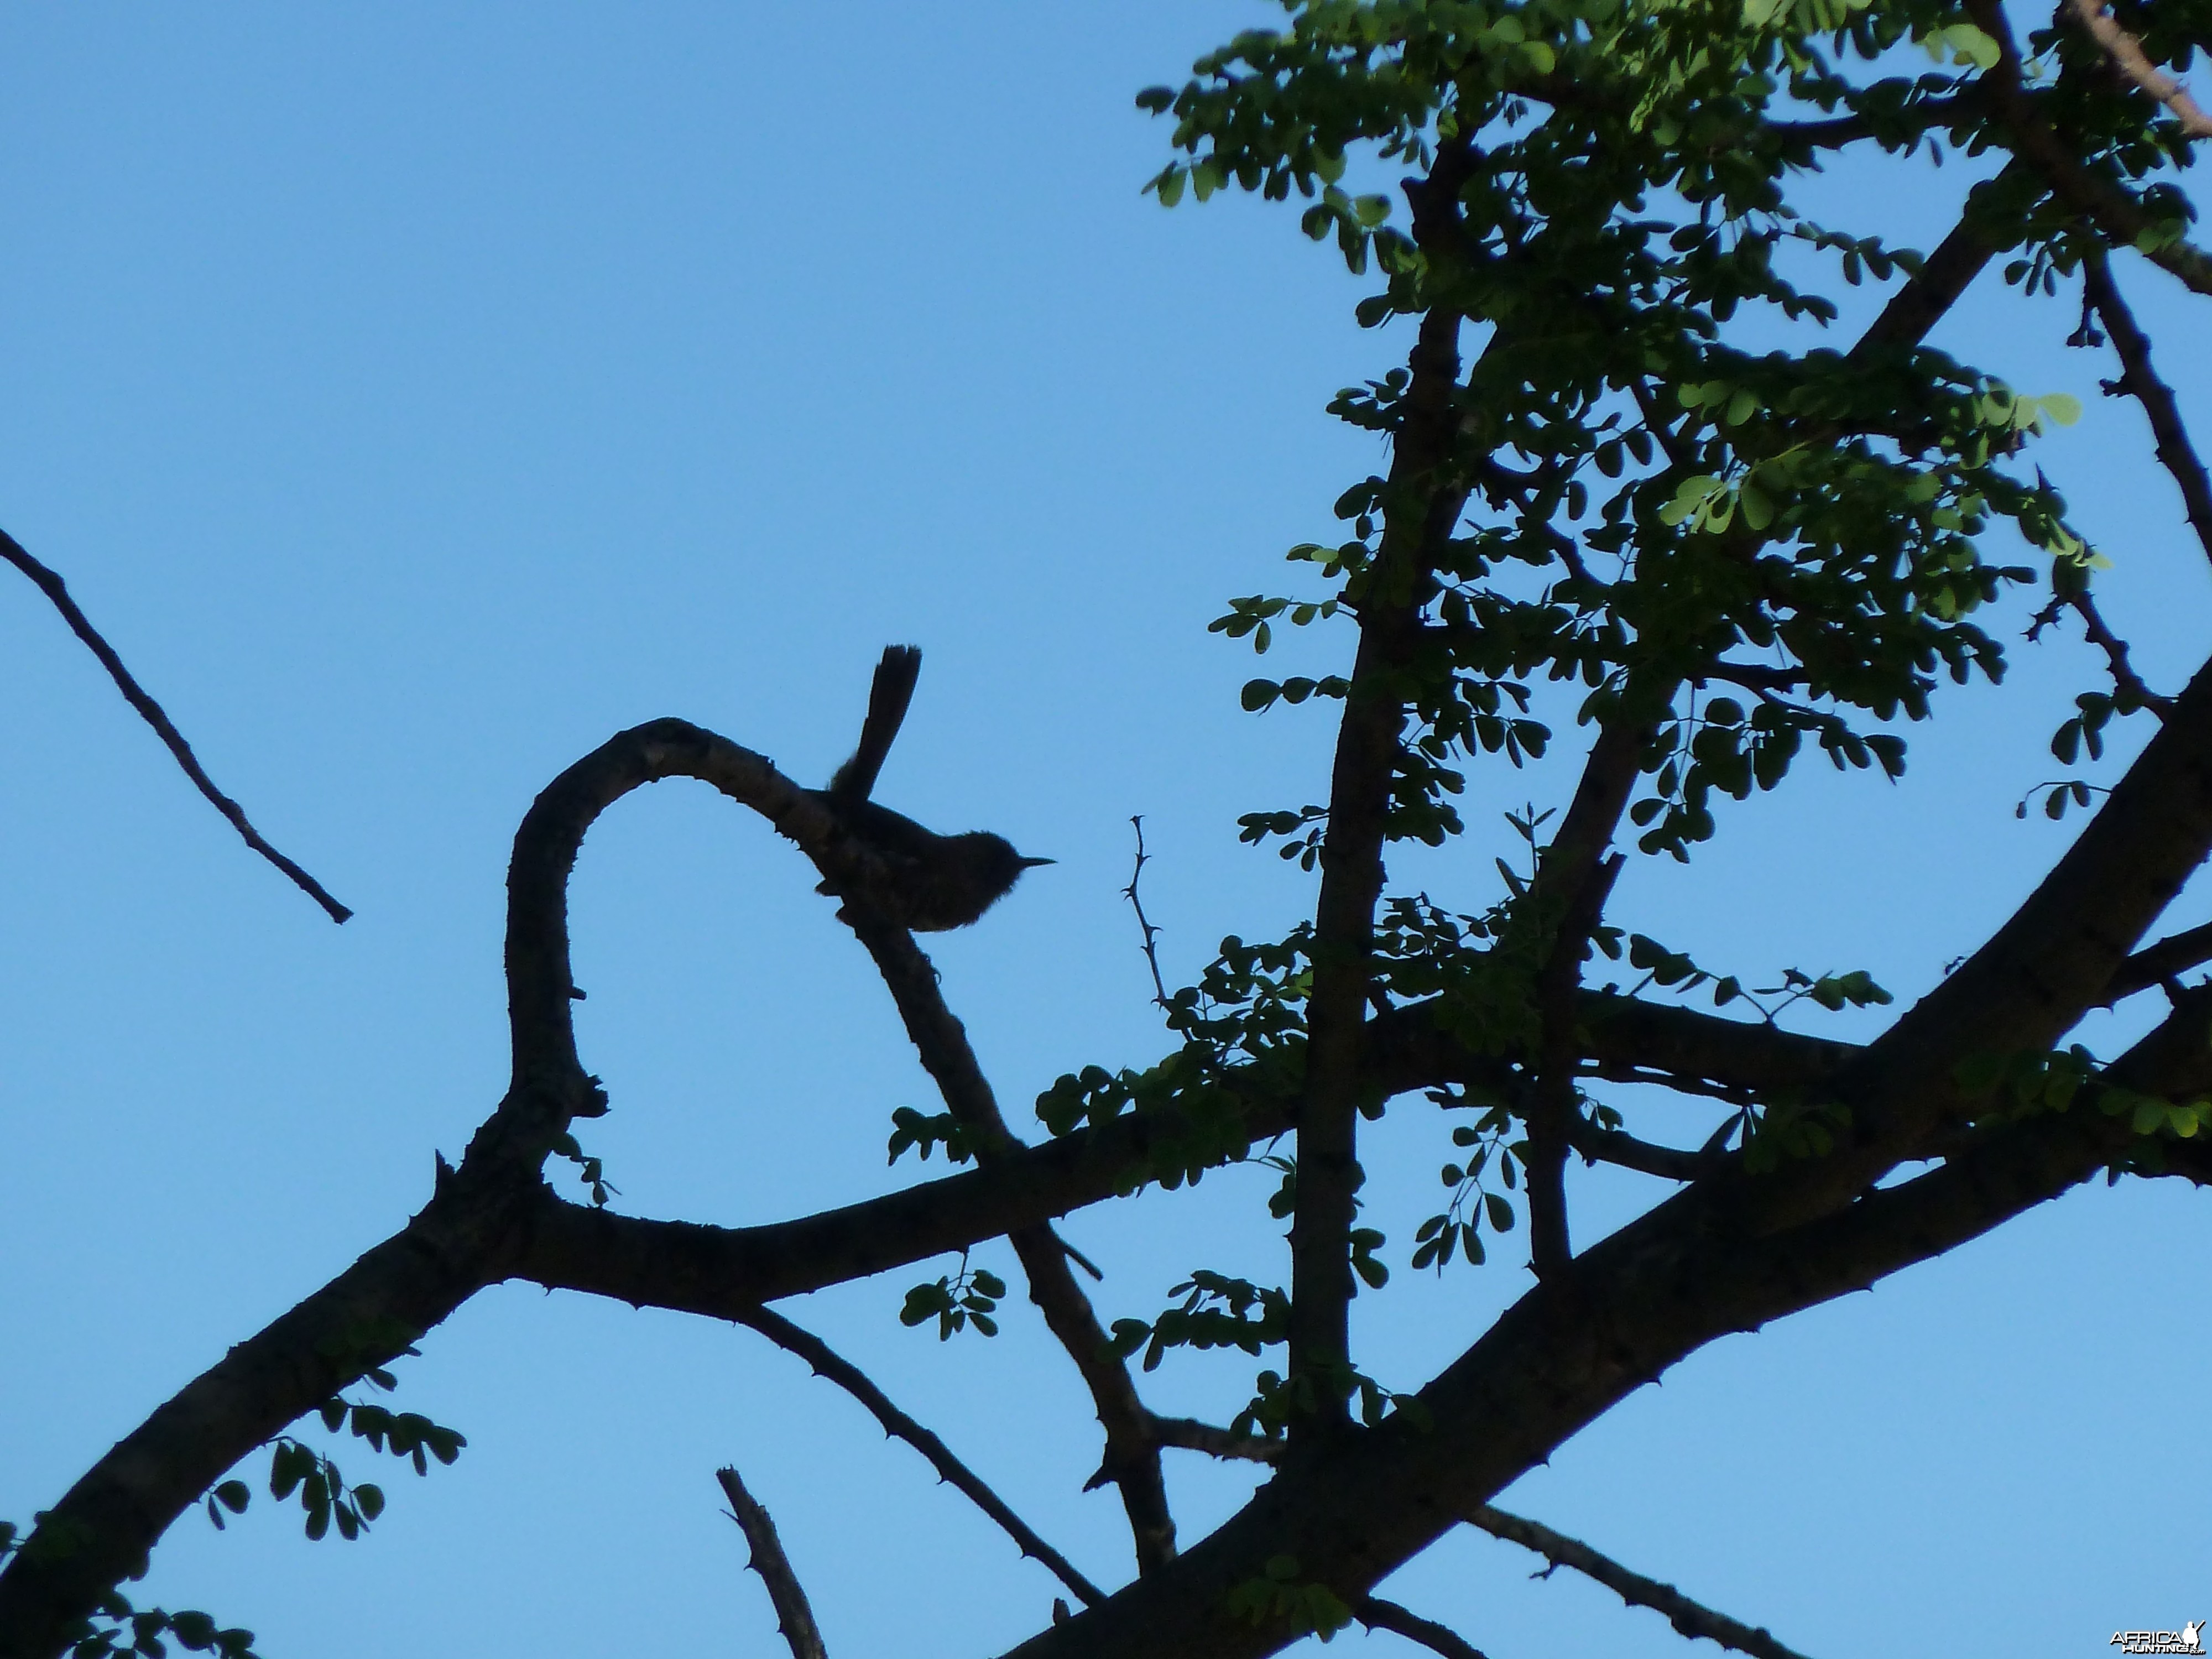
[717,1465,831,1659]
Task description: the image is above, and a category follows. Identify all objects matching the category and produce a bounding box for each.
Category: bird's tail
[828,644,922,804]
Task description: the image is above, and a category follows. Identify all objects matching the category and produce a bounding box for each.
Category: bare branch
[1846,159,2032,361]
[716,1465,831,1659]
[2064,0,2212,138]
[733,1303,1108,1608]
[0,526,351,923]
[1467,1506,1815,1659]
[1355,1598,1493,1659]
[998,994,2212,1659]
[1124,816,1173,1015]
[2081,248,2212,572]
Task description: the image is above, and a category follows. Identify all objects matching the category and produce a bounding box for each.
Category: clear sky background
[1,4,2207,1656]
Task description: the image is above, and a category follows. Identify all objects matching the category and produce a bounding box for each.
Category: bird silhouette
[814,645,1050,931]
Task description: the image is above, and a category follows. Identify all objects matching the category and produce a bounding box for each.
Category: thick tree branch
[1467,1505,1815,1659]
[717,1465,831,1659]
[0,526,351,923]
[514,991,1858,1327]
[1847,159,2032,360]
[0,716,1001,1658]
[994,994,2212,1659]
[2081,247,2212,571]
[1529,713,1646,1278]
[0,1167,525,1659]
[1292,277,1472,1431]
[1750,632,2212,1230]
[732,1304,1107,1608]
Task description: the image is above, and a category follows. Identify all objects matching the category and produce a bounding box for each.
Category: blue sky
[2,4,2207,1655]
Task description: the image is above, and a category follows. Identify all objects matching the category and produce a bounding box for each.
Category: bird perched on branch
[816,645,1050,931]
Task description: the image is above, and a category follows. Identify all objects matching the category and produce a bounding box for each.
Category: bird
[813,644,1051,931]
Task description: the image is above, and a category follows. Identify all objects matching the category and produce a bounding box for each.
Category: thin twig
[2081,248,2212,573]
[1468,1505,1817,1659]
[1123,815,1173,1015]
[2065,0,2212,138]
[0,527,351,922]
[716,1465,830,1659]
[1356,1597,1494,1659]
[732,1303,1107,1607]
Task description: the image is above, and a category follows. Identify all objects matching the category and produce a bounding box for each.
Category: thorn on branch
[716,1464,830,1659]
[0,526,352,923]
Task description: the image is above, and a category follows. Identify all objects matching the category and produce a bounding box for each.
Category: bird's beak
[1020,856,1056,868]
